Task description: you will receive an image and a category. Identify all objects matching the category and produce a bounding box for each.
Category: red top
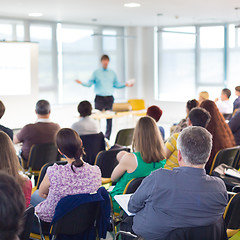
[22,178,32,208]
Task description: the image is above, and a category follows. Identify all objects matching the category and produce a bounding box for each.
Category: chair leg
[34,213,46,240]
[51,236,56,240]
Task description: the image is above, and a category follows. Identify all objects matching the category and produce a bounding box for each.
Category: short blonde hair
[132,116,166,163]
[199,91,209,101]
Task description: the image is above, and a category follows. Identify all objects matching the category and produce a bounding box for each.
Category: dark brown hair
[235,86,240,92]
[0,171,25,240]
[222,88,231,99]
[200,100,236,172]
[0,100,5,119]
[189,107,211,128]
[186,99,199,112]
[56,128,85,172]
[101,54,110,61]
[77,101,92,117]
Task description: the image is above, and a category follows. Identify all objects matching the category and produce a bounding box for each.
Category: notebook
[114,194,135,216]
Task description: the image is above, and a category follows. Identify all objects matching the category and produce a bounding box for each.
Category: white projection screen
[0,42,39,128]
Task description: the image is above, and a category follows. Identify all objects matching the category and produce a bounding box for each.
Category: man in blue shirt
[233,86,240,112]
[76,55,133,139]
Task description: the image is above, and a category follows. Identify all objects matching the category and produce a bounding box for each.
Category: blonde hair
[132,116,166,163]
[0,131,25,186]
[199,91,209,103]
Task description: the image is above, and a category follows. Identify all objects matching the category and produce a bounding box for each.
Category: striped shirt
[164,133,179,170]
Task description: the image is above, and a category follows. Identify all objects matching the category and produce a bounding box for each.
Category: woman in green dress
[110,116,166,213]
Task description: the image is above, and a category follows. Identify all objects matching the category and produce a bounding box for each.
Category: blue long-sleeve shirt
[82,68,126,96]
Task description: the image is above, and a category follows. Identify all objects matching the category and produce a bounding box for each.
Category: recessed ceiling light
[28,13,43,17]
[124,2,141,8]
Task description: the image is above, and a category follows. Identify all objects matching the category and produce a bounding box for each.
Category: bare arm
[13,135,20,144]
[38,174,50,199]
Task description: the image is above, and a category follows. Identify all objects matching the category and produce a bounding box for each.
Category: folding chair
[223,192,240,238]
[19,205,35,240]
[115,128,134,147]
[123,177,145,194]
[209,147,240,175]
[80,132,106,165]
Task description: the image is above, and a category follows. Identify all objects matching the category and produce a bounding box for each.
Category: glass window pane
[30,25,52,51]
[16,24,24,41]
[61,26,94,52]
[229,24,236,49]
[228,50,240,90]
[0,24,12,41]
[200,26,224,48]
[38,53,53,88]
[103,29,117,51]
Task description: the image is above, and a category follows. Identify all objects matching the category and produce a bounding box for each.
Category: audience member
[0,100,13,140]
[171,99,198,135]
[215,88,233,114]
[198,91,209,104]
[71,100,99,135]
[165,106,210,170]
[13,100,60,164]
[228,110,240,145]
[127,127,228,240]
[233,86,240,112]
[147,105,165,140]
[0,131,32,208]
[0,172,26,240]
[32,128,101,223]
[110,116,166,213]
[200,100,236,172]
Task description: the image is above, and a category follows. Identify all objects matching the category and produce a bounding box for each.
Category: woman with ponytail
[33,128,101,223]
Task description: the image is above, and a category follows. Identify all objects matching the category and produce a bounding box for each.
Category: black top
[229,110,240,145]
[0,124,13,140]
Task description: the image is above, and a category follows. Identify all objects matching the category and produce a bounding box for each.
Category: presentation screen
[0,42,31,95]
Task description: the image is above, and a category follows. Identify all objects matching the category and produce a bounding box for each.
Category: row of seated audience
[0,86,239,239]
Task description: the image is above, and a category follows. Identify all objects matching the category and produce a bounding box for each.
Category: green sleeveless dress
[110,152,166,213]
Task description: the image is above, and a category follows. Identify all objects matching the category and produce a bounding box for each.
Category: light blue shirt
[82,68,126,96]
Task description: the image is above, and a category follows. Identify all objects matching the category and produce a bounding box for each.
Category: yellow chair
[128,99,145,111]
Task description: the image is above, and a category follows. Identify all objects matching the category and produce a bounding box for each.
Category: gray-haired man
[127,126,228,240]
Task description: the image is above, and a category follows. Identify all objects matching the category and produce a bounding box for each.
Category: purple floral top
[35,162,102,222]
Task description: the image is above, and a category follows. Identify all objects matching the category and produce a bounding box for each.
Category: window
[158,27,196,101]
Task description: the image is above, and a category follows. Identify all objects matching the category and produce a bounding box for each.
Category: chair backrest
[95,148,130,178]
[209,147,240,175]
[36,161,68,190]
[115,128,134,146]
[224,192,240,230]
[28,143,61,171]
[167,217,227,240]
[19,205,35,240]
[128,99,145,111]
[123,177,145,194]
[80,132,105,165]
[51,200,101,236]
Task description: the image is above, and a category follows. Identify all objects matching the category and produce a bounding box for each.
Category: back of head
[0,171,25,240]
[186,99,199,112]
[0,100,5,119]
[56,128,85,171]
[35,99,50,115]
[235,86,240,93]
[77,101,92,117]
[147,105,163,122]
[200,100,236,164]
[199,91,209,103]
[222,88,231,99]
[0,132,23,186]
[132,116,165,163]
[177,126,212,166]
[188,107,211,128]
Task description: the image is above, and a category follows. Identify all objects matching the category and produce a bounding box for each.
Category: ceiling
[1,0,240,27]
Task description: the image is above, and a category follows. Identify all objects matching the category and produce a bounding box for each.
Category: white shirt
[71,116,99,136]
[216,100,233,114]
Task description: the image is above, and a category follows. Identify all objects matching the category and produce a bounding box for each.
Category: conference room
[0,0,240,240]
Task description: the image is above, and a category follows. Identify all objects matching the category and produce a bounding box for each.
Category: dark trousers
[95,95,114,139]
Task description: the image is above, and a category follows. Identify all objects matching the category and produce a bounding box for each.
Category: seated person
[229,109,240,145]
[0,131,32,208]
[146,105,165,140]
[233,86,240,112]
[13,100,60,164]
[71,100,99,135]
[32,128,101,223]
[128,126,228,240]
[215,88,233,115]
[171,99,199,135]
[198,91,209,104]
[0,100,13,140]
[165,107,211,170]
[109,116,166,213]
[0,172,26,240]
